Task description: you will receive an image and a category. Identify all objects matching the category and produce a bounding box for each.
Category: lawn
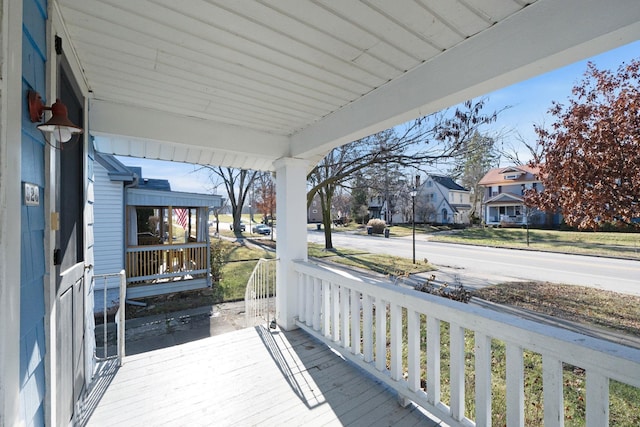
[429,227,640,259]
[307,242,436,278]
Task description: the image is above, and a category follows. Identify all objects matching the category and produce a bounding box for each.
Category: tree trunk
[319,187,334,249]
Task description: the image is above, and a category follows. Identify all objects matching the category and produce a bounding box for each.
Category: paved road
[307,230,640,296]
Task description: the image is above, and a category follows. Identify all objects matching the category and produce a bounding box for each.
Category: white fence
[293,260,640,427]
[93,270,126,366]
[245,258,278,328]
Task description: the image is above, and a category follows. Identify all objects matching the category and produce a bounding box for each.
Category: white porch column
[274,157,309,331]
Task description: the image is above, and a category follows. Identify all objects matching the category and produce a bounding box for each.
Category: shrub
[210,238,227,302]
[367,218,386,234]
[414,274,471,303]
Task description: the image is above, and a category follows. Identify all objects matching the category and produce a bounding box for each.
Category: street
[307,230,640,296]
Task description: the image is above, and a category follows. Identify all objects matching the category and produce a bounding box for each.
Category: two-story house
[418,175,472,224]
[479,165,559,226]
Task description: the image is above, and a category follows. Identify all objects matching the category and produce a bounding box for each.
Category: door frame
[43,9,92,426]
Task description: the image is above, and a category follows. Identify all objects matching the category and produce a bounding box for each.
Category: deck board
[84,326,442,426]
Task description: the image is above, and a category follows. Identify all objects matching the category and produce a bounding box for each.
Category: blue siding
[20,0,48,425]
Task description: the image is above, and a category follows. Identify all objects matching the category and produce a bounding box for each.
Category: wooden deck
[81,326,442,426]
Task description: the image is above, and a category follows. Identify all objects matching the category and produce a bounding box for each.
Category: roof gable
[430,175,468,192]
[478,165,541,186]
[485,193,524,204]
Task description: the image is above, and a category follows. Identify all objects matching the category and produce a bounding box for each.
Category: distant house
[93,154,223,313]
[417,175,472,224]
[307,194,323,223]
[478,165,559,227]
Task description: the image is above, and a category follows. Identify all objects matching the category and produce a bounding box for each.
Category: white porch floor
[82,326,442,426]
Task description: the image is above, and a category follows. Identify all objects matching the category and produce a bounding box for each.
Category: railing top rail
[126,242,208,252]
[293,260,640,387]
[93,272,127,279]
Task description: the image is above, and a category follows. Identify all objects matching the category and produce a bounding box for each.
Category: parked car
[230,221,246,231]
[252,224,271,235]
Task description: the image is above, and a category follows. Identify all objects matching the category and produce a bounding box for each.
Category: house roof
[96,154,172,191]
[53,1,639,172]
[129,168,171,191]
[478,165,541,186]
[127,188,221,208]
[430,175,468,192]
[95,152,135,182]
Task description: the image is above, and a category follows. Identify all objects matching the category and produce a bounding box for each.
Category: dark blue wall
[21,0,47,425]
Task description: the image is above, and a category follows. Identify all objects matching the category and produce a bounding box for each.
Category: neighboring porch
[484,193,526,227]
[125,189,219,299]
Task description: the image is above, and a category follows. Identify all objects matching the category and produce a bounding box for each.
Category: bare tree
[499,130,545,166]
[308,98,498,249]
[203,167,258,235]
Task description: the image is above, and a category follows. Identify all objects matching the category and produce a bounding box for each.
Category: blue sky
[118,40,640,193]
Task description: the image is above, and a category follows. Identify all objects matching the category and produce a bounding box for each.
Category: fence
[245,258,278,328]
[293,260,640,427]
[93,270,126,366]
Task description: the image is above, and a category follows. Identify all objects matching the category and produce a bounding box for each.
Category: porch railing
[245,258,277,327]
[93,270,126,366]
[293,260,640,427]
[125,243,208,284]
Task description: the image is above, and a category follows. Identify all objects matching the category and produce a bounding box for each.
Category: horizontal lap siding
[93,162,125,312]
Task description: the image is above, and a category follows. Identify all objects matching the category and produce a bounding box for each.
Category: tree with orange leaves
[527,60,640,229]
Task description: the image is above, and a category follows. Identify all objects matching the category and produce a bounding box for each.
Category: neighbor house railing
[245,258,278,327]
[125,243,208,284]
[293,260,640,427]
[93,270,126,366]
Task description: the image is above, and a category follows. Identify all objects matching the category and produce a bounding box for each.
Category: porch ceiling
[56,0,640,171]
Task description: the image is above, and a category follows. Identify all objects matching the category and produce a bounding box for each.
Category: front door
[55,57,86,426]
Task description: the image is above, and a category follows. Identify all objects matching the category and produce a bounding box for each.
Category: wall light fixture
[28,90,83,143]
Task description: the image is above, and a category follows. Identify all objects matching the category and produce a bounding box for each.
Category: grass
[428,227,640,259]
[473,281,640,337]
[308,242,436,278]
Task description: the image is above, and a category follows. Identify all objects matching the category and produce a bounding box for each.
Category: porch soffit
[56,0,640,171]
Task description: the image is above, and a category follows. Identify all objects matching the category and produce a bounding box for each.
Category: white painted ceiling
[55,0,640,171]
